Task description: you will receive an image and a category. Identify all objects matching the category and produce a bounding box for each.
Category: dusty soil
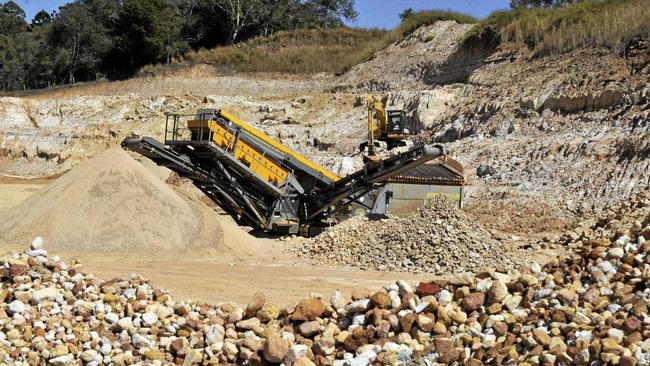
[0,179,430,306]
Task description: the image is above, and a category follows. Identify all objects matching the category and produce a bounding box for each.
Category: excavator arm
[366,94,387,157]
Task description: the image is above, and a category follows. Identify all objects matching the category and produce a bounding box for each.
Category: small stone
[461,292,485,311]
[246,292,266,317]
[370,292,391,309]
[236,317,261,330]
[532,328,551,346]
[144,350,163,360]
[258,303,280,322]
[7,300,26,314]
[487,280,508,304]
[285,344,308,365]
[351,288,371,300]
[415,282,441,296]
[31,237,44,250]
[608,247,624,259]
[294,357,316,366]
[313,337,335,356]
[330,290,346,309]
[141,312,158,326]
[49,354,74,365]
[292,299,325,321]
[264,329,289,363]
[298,321,321,337]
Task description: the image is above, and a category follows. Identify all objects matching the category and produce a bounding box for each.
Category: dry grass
[399,10,478,37]
[159,28,391,75]
[140,11,480,76]
[473,0,650,56]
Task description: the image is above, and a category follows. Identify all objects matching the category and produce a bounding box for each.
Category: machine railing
[163,112,297,189]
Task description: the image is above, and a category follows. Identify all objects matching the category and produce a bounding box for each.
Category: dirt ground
[0,180,429,306]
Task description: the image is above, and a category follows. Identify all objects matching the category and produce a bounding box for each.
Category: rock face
[298,195,520,274]
[1,190,648,365]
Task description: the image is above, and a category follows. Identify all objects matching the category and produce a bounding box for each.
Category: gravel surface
[297,196,521,274]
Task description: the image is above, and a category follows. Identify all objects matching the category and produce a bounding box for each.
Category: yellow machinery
[187,110,339,187]
[365,95,421,159]
[124,108,445,236]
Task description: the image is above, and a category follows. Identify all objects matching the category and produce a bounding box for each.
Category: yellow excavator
[363,95,421,163]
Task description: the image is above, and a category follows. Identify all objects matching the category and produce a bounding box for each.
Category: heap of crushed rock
[298,196,519,274]
[1,190,649,365]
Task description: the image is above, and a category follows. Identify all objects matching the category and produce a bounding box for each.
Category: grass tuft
[399,10,478,37]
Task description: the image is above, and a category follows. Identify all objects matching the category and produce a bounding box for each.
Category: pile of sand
[0,148,225,256]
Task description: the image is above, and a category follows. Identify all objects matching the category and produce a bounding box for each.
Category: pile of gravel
[298,196,520,274]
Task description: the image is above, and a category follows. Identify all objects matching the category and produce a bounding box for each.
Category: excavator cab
[386,110,411,136]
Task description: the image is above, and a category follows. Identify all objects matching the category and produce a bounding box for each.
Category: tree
[105,0,186,78]
[209,0,263,44]
[0,1,27,35]
[0,35,24,90]
[298,0,358,28]
[399,7,414,21]
[32,10,52,27]
[48,1,111,84]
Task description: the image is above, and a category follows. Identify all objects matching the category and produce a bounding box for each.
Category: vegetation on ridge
[473,0,650,56]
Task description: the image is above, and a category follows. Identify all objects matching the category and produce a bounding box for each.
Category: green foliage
[0,0,361,91]
[48,2,111,83]
[474,0,650,56]
[398,10,478,37]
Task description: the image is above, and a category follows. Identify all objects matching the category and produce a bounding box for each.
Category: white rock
[7,300,26,314]
[388,291,401,308]
[608,247,624,259]
[100,343,112,355]
[117,317,133,330]
[141,312,158,326]
[132,334,152,348]
[50,354,74,365]
[104,313,119,324]
[607,328,624,342]
[31,237,44,250]
[346,299,371,313]
[205,324,225,345]
[330,290,346,310]
[437,290,452,305]
[396,280,413,294]
[285,344,308,365]
[27,249,48,257]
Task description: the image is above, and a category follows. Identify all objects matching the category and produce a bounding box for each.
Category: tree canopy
[0,0,357,91]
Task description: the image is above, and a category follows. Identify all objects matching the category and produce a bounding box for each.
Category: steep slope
[336,21,474,91]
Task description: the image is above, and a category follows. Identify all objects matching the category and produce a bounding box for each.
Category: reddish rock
[8,264,29,277]
[619,356,638,366]
[434,338,459,363]
[399,313,416,333]
[493,322,508,336]
[416,282,441,297]
[623,316,641,332]
[461,292,486,312]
